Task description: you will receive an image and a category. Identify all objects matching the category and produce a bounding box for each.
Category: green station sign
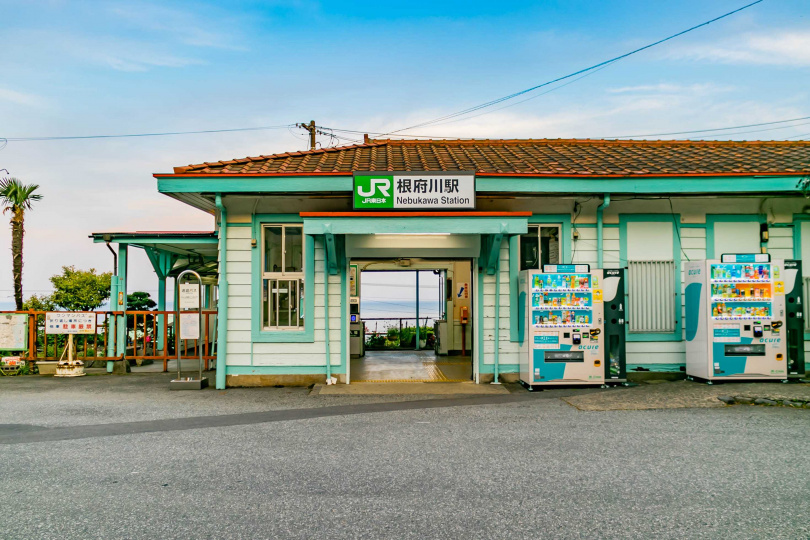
[353,172,475,210]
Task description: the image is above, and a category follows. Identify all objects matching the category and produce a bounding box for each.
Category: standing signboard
[353,172,475,210]
[44,312,95,377]
[172,272,208,390]
[45,312,96,334]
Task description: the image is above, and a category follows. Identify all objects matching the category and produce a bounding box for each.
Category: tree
[0,177,43,310]
[127,291,156,311]
[22,293,56,312]
[50,266,112,311]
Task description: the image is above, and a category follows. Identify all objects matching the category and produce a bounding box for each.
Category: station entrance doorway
[348,259,473,383]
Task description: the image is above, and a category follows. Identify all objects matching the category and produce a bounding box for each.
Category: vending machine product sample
[684,254,804,381]
[518,264,626,387]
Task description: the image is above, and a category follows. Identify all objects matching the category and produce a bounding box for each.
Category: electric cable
[381,0,765,135]
[4,124,295,142]
[322,113,810,143]
[603,115,810,139]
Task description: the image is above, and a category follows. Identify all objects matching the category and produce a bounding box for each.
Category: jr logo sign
[354,175,394,209]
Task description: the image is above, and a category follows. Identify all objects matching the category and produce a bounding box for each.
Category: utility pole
[298,120,316,150]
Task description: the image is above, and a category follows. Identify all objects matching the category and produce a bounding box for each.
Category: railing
[627,260,677,333]
[1,310,217,372]
[362,316,437,350]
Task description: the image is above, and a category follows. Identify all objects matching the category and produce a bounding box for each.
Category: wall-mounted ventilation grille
[627,260,677,333]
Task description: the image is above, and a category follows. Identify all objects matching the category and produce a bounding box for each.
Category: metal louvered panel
[804,278,810,332]
[627,260,677,333]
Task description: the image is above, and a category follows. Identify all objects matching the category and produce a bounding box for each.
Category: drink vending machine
[518,264,627,388]
[684,254,805,382]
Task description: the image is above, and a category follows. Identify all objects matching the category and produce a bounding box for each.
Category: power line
[323,113,810,142]
[2,124,295,142]
[381,0,766,136]
[603,115,810,139]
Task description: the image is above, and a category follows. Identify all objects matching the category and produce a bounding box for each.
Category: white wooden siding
[224,223,342,368]
[482,242,519,366]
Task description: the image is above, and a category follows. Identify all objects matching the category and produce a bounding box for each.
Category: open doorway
[349,259,473,382]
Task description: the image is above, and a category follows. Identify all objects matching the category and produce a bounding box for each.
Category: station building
[96,138,810,389]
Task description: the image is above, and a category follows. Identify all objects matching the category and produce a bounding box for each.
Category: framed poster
[0,314,27,351]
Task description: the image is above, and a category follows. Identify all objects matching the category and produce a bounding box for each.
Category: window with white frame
[262,225,304,329]
[519,225,561,270]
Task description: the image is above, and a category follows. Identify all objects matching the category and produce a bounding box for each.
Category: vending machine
[685,254,800,382]
[519,264,626,388]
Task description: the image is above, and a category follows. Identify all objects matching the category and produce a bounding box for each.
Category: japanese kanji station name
[353,173,475,210]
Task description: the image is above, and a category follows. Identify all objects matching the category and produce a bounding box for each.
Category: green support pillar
[106,276,118,363]
[415,270,420,351]
[145,248,176,357]
[111,244,128,372]
[157,275,167,352]
[215,195,228,390]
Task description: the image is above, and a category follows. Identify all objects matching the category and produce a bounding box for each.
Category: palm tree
[0,178,43,310]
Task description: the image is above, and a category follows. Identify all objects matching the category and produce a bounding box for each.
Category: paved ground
[0,374,808,539]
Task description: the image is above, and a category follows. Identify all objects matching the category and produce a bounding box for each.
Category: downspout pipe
[596,194,611,268]
[324,259,332,383]
[215,195,228,390]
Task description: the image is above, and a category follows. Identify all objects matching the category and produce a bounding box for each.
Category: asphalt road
[1,391,808,539]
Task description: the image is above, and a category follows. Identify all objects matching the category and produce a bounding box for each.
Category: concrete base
[226,373,347,387]
[478,372,520,384]
[627,371,686,383]
[36,361,58,375]
[315,381,510,395]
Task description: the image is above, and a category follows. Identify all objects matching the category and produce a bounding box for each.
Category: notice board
[0,314,28,351]
[44,312,97,335]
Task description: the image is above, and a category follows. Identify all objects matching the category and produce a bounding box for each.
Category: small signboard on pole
[179,313,200,340]
[179,284,200,309]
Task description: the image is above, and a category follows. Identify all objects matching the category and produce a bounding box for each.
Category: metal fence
[1,310,217,372]
[627,260,677,333]
[362,317,437,350]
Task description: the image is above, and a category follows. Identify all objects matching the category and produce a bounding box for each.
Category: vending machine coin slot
[572,333,581,345]
[753,326,763,338]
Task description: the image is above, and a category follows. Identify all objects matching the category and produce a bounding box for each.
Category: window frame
[518,224,562,271]
[251,215,314,343]
[261,224,304,330]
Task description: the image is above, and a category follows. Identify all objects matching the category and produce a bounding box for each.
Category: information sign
[0,314,27,351]
[353,172,475,210]
[350,264,359,297]
[45,312,96,335]
[179,313,200,340]
[179,284,200,309]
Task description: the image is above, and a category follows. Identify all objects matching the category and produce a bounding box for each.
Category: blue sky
[1,0,809,308]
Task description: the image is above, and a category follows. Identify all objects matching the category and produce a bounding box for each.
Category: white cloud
[607,83,734,95]
[671,31,810,66]
[106,2,247,50]
[0,87,45,107]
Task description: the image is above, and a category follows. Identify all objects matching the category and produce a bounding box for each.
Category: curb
[717,395,810,408]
